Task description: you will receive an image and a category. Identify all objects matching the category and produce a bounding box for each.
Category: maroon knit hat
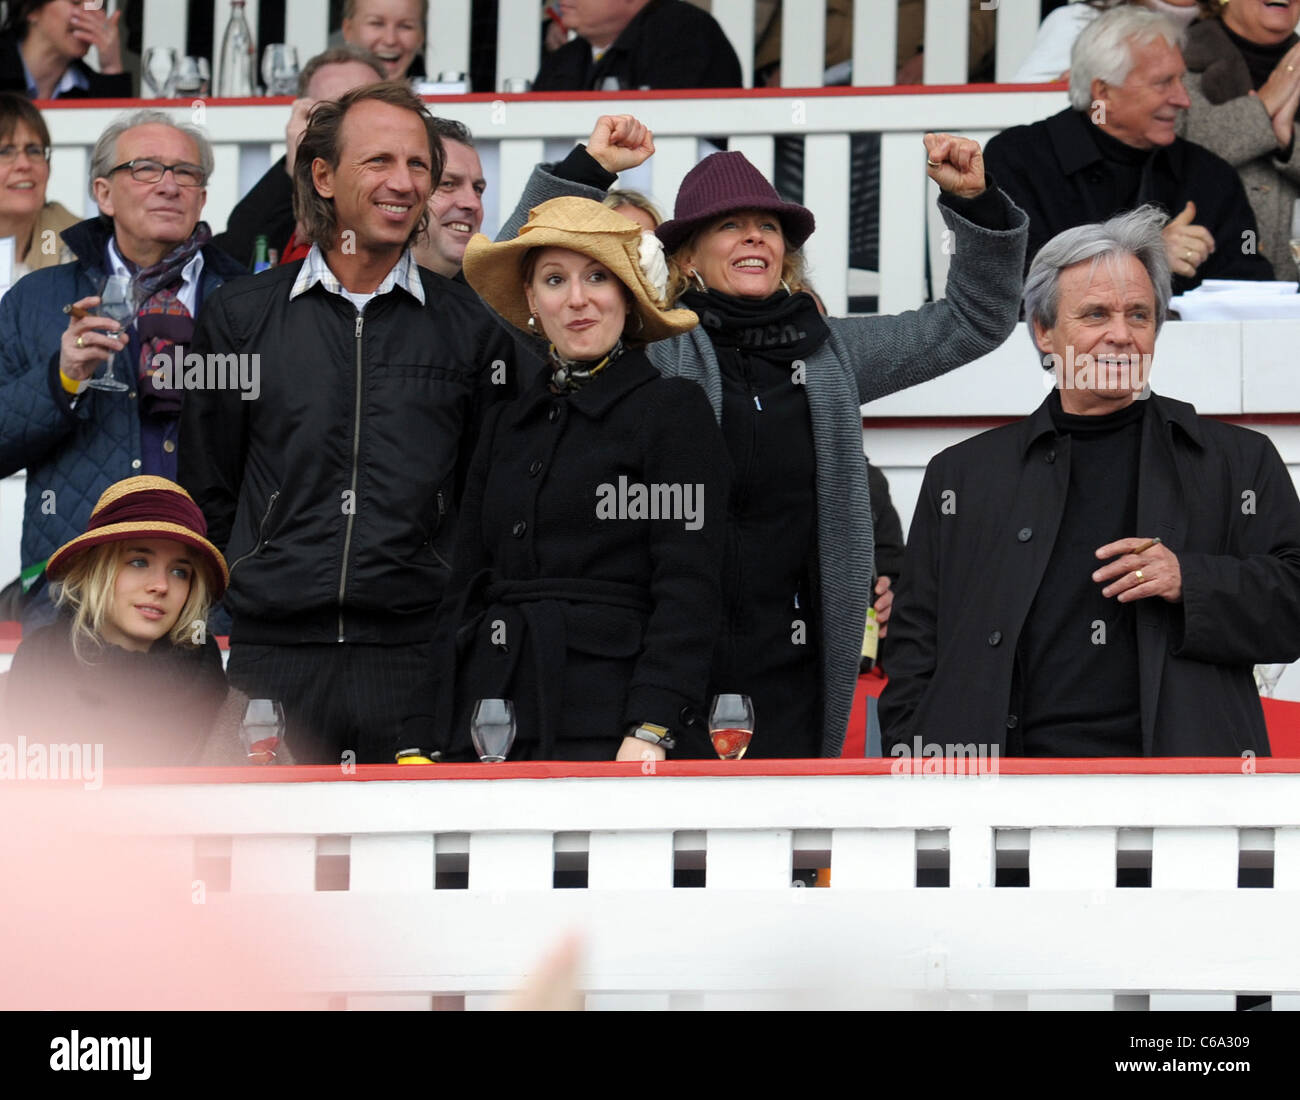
[656,151,816,256]
[46,476,229,598]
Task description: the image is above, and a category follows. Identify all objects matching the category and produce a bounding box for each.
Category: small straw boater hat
[46,476,229,598]
[462,196,698,343]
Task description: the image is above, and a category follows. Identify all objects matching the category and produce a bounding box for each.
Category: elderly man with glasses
[0,108,245,628]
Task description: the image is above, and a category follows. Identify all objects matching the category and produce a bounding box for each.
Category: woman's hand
[615,735,665,762]
[923,132,985,198]
[586,115,655,174]
[873,575,894,639]
[60,297,127,384]
[1255,40,1300,125]
[71,5,124,75]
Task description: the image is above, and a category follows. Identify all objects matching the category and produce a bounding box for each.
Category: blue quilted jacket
[0,216,246,575]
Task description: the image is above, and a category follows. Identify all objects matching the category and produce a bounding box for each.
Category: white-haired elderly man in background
[881,206,1300,759]
[0,108,246,627]
[985,5,1275,290]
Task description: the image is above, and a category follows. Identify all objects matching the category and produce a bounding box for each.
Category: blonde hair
[55,542,212,664]
[664,225,809,304]
[603,189,663,227]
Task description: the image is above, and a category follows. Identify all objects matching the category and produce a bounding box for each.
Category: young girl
[5,476,253,766]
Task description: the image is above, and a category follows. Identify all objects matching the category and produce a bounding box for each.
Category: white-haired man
[0,109,245,626]
[985,5,1274,289]
[881,206,1300,758]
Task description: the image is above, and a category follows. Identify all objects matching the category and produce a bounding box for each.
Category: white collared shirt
[107,237,204,315]
[289,243,426,312]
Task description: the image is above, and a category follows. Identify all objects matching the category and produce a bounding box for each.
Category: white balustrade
[8,764,1299,1008]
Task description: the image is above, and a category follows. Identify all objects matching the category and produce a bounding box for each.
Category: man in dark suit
[984,5,1274,291]
[881,206,1300,759]
[536,0,743,91]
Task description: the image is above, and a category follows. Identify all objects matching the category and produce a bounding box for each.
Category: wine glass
[143,47,178,98]
[175,56,207,97]
[81,274,138,393]
[261,44,300,97]
[1254,664,1288,698]
[709,693,755,760]
[240,699,286,763]
[470,699,516,762]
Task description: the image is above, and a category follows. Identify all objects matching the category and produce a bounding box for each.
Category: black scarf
[681,287,829,368]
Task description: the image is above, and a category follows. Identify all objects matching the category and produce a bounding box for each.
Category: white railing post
[712,0,757,90]
[995,0,1044,82]
[284,0,329,64]
[142,0,190,81]
[852,0,897,87]
[923,0,968,84]
[426,0,471,81]
[496,0,541,91]
[779,0,825,88]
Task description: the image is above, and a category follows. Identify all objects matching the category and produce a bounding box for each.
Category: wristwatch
[628,722,676,751]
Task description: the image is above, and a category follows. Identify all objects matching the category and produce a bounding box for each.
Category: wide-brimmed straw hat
[656,151,816,256]
[462,196,698,342]
[46,476,229,599]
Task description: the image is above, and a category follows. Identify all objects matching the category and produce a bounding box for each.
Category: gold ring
[1184,250,1191,261]
[1134,570,1144,582]
[926,158,940,167]
[75,335,84,348]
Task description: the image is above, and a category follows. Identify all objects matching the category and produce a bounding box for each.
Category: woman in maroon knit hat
[5,476,280,766]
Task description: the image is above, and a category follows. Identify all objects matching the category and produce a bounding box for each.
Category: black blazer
[0,31,132,98]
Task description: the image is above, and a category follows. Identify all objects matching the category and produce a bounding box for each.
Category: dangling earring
[780,278,792,295]
[527,314,538,332]
[690,269,707,292]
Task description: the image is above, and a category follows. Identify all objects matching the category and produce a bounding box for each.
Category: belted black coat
[405,349,730,760]
[880,392,1300,757]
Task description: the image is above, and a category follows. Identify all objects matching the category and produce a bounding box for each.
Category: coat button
[988,630,1002,646]
[163,439,176,454]
[512,520,527,538]
[679,705,698,727]
[131,459,141,470]
[528,459,542,477]
[1006,713,1019,729]
[548,405,560,423]
[1045,449,1056,464]
[1017,527,1032,542]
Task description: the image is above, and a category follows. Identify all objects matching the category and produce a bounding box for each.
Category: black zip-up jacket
[179,259,519,646]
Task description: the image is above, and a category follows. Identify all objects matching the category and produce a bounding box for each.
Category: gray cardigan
[501,163,1028,756]
[1178,18,1300,278]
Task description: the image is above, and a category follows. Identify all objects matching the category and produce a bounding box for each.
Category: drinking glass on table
[1255,663,1288,698]
[471,699,516,762]
[709,694,755,760]
[240,699,285,763]
[143,47,178,98]
[175,56,209,96]
[261,44,300,96]
[80,274,138,393]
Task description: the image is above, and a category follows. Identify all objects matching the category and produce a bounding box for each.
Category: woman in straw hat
[499,115,1029,759]
[403,196,728,762]
[5,476,274,766]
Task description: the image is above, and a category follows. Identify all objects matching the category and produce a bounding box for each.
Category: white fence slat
[284,0,329,63]
[1149,993,1238,1011]
[346,994,431,1010]
[727,135,775,189]
[142,0,189,70]
[229,835,316,893]
[949,824,994,888]
[496,137,546,231]
[1026,993,1114,1010]
[1275,827,1300,888]
[995,0,1043,83]
[1273,994,1300,1010]
[780,0,825,88]
[852,0,897,86]
[1151,827,1238,889]
[585,993,672,1010]
[923,0,967,84]
[588,831,674,889]
[647,137,699,226]
[496,0,541,91]
[349,834,434,892]
[706,829,792,888]
[802,133,850,314]
[1029,828,1116,889]
[465,993,511,1010]
[425,0,471,80]
[47,145,89,221]
[204,141,243,250]
[712,0,756,90]
[877,130,927,313]
[468,832,553,891]
[830,829,914,888]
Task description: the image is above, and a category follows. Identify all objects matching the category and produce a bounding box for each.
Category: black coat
[179,259,518,646]
[0,32,132,98]
[880,392,1300,757]
[983,108,1274,291]
[211,156,296,270]
[407,350,730,760]
[534,0,743,91]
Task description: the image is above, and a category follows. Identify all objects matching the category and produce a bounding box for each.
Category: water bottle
[217,0,256,97]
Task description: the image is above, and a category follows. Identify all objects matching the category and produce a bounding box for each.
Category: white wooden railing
[10,761,1300,1009]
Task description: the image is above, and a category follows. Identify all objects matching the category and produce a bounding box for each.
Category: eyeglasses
[107,159,206,188]
[0,143,51,163]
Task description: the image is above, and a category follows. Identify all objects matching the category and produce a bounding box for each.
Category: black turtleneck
[1222,21,1299,91]
[1087,118,1156,214]
[1015,391,1147,757]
